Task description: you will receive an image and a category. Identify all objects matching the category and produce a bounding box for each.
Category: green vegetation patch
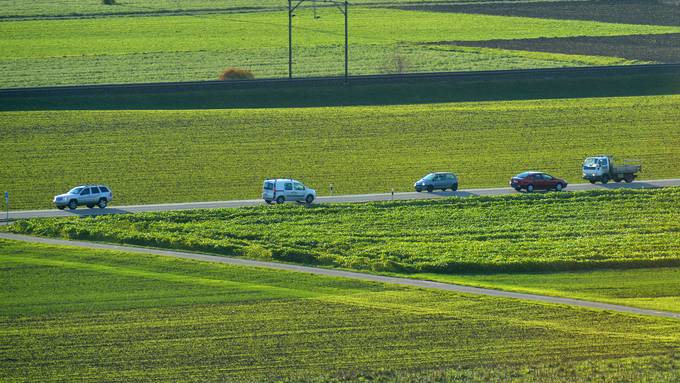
[414,267,680,313]
[2,8,679,87]
[2,239,680,381]
[6,188,680,273]
[1,95,679,208]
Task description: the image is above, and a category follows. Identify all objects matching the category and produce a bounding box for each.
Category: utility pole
[288,0,293,79]
[288,0,349,81]
[344,0,348,83]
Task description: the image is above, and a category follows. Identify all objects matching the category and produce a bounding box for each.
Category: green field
[7,188,680,273]
[2,6,676,87]
[414,267,680,313]
[2,239,680,381]
[1,94,679,209]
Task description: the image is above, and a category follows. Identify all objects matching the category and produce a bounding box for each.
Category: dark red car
[510,171,567,192]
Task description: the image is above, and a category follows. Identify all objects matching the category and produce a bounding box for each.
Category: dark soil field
[396,0,680,27]
[441,33,680,64]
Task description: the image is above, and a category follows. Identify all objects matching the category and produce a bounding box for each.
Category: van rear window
[264,182,274,190]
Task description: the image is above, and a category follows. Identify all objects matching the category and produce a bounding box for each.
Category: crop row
[7,188,680,273]
[2,240,680,381]
[1,95,679,209]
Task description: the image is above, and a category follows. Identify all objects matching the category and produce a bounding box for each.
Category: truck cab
[582,155,640,184]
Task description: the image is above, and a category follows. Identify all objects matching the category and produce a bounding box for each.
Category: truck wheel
[526,185,534,193]
[305,194,314,204]
[624,175,634,183]
[98,198,107,209]
[426,185,434,193]
[555,183,563,192]
[276,196,285,204]
[601,176,609,184]
[68,200,78,210]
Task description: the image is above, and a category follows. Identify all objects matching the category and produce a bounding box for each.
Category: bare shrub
[386,49,409,74]
[218,68,255,81]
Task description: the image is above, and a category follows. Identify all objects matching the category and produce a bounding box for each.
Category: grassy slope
[6,188,680,273]
[413,268,680,313]
[1,8,676,87]
[0,0,530,18]
[2,239,680,382]
[1,94,679,209]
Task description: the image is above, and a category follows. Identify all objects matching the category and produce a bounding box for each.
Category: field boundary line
[2,232,679,320]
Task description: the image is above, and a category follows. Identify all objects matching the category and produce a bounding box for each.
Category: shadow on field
[2,70,680,111]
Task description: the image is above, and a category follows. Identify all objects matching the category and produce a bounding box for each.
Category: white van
[262,179,316,205]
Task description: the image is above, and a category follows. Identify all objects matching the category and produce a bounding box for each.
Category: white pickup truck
[582,155,641,184]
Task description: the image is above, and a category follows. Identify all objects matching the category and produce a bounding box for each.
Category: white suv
[53,185,113,210]
[262,179,316,205]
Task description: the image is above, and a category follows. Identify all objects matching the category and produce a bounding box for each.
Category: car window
[284,183,293,191]
[543,174,553,180]
[90,187,100,194]
[294,182,305,191]
[517,172,531,178]
[263,182,274,190]
[99,186,109,193]
[69,187,84,194]
[81,188,91,195]
[447,174,454,179]
[423,174,435,181]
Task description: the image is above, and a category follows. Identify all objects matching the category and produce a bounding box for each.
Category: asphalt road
[1,232,678,320]
[3,178,679,221]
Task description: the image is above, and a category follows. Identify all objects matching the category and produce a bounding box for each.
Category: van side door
[292,182,305,201]
[283,182,294,200]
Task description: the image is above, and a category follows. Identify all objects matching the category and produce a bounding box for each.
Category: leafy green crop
[7,188,680,273]
[2,239,680,381]
[1,95,679,209]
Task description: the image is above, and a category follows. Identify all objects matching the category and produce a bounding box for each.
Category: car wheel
[415,187,422,192]
[68,200,78,210]
[589,180,596,184]
[305,194,314,204]
[98,198,107,209]
[514,187,522,192]
[276,196,285,204]
[624,175,634,183]
[555,183,563,192]
[426,185,434,193]
[57,206,65,210]
[451,184,458,192]
[526,184,534,193]
[265,200,273,205]
[601,175,609,184]
[86,204,94,209]
[614,178,622,183]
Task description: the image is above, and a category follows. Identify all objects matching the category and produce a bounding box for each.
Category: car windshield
[68,187,84,194]
[515,172,532,179]
[263,181,274,190]
[583,158,598,169]
[423,173,435,181]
